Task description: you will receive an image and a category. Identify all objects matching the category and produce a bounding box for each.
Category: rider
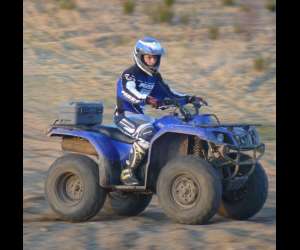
[114,36,207,185]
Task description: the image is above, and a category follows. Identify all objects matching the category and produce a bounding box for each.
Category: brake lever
[159,104,177,110]
[194,102,201,109]
[180,106,192,121]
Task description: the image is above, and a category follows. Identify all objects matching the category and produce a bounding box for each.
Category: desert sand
[24,0,276,249]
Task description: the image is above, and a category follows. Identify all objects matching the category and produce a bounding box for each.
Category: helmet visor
[136,40,165,56]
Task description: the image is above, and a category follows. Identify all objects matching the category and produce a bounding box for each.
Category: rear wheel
[45,154,107,222]
[157,156,222,225]
[103,191,152,216]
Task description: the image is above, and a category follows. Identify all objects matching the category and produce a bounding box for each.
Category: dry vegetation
[57,0,76,10]
[123,0,135,14]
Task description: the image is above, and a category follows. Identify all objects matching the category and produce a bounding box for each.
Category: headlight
[248,126,260,145]
[257,143,265,155]
[212,131,234,144]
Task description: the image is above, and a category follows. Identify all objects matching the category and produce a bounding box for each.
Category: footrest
[114,185,146,190]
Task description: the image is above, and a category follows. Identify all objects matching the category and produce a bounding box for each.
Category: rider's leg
[114,113,155,185]
[121,138,150,185]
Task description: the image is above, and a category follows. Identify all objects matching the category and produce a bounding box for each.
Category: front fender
[143,125,213,191]
[152,124,236,146]
[151,124,211,142]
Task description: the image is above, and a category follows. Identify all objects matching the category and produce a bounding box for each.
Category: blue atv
[45,99,268,225]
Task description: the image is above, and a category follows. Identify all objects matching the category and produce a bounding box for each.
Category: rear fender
[48,127,122,186]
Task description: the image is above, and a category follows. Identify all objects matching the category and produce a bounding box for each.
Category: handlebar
[159,98,204,121]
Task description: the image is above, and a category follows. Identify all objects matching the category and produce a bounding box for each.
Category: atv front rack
[198,123,262,128]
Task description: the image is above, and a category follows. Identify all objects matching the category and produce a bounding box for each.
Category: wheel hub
[58,173,84,204]
[65,175,83,201]
[171,175,199,208]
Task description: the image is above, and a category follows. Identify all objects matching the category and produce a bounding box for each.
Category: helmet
[133,37,165,75]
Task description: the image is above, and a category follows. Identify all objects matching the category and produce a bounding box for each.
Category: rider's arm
[156,73,190,105]
[121,73,147,105]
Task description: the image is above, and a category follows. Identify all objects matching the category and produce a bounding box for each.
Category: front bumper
[226,143,265,163]
[218,143,265,179]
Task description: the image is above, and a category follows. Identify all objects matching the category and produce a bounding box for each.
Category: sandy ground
[23,0,276,249]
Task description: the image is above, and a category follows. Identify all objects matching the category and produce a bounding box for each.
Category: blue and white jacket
[116,64,189,114]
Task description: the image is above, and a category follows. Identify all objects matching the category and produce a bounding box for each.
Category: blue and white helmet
[133,37,165,75]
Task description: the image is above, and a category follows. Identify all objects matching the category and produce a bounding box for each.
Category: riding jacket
[115,64,189,114]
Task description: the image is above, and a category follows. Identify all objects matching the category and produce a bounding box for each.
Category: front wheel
[218,162,268,220]
[157,156,222,225]
[45,154,107,222]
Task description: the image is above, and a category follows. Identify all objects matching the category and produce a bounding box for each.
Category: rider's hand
[162,98,175,106]
[146,96,160,108]
[187,96,208,106]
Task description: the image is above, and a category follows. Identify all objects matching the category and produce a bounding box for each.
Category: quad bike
[45,98,268,225]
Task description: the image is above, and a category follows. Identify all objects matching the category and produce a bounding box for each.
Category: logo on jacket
[124,74,135,81]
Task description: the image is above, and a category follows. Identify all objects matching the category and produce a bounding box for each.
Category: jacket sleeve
[121,73,147,105]
[156,73,190,105]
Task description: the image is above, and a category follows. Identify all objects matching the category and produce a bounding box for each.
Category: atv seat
[92,125,135,144]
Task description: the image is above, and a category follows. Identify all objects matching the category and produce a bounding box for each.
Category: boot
[120,140,148,186]
[120,168,139,186]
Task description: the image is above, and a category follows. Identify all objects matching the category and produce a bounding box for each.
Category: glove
[162,98,177,106]
[146,96,160,108]
[187,96,208,106]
